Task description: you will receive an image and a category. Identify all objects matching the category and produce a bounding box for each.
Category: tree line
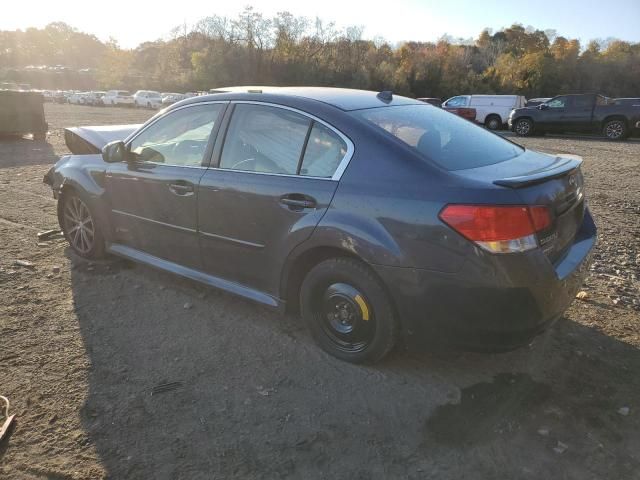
[1,8,639,99]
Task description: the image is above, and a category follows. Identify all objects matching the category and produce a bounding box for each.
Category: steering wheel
[172,140,204,157]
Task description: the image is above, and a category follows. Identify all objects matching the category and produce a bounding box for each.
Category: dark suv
[45,87,596,363]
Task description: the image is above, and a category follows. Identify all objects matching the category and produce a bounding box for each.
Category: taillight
[439,205,551,254]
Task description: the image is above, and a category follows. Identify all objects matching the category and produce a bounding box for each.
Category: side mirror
[538,104,549,110]
[102,141,128,163]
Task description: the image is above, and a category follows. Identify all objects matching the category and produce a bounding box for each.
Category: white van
[441,95,527,130]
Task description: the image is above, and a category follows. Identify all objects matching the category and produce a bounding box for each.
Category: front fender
[46,154,113,241]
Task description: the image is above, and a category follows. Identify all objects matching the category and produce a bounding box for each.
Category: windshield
[353,104,523,171]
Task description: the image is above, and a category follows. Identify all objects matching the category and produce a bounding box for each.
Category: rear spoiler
[493,154,582,188]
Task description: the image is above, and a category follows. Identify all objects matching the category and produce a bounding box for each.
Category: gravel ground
[0,104,639,479]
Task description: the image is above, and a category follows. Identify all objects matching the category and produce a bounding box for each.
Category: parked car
[525,98,551,107]
[442,95,527,130]
[67,92,88,105]
[134,90,163,109]
[161,93,186,106]
[44,87,596,363]
[509,93,640,140]
[85,91,106,106]
[102,90,135,106]
[417,97,442,107]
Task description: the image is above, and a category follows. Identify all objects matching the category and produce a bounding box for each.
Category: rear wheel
[514,118,534,137]
[300,258,398,363]
[60,192,105,258]
[603,119,628,140]
[485,115,502,131]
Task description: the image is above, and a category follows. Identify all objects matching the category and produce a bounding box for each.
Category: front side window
[129,104,223,166]
[353,104,523,171]
[547,96,568,108]
[219,104,311,175]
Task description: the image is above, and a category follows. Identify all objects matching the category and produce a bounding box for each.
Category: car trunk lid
[454,150,585,263]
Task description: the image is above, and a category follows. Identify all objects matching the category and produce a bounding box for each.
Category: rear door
[106,102,227,269]
[197,102,352,298]
[562,95,595,131]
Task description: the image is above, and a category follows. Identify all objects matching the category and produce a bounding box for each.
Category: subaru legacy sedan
[44,87,596,363]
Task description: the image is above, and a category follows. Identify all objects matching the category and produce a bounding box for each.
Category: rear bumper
[374,208,596,351]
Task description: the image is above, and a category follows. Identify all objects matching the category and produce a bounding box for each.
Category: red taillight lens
[439,204,551,253]
[528,206,551,231]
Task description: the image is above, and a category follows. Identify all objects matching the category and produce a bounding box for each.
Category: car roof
[186,86,422,111]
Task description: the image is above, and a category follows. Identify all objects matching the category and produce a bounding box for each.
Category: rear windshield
[353,104,523,171]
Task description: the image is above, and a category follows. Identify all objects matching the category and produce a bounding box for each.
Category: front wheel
[603,119,628,140]
[60,192,105,259]
[300,258,398,363]
[514,118,534,137]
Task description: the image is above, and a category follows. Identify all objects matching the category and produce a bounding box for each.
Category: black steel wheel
[301,258,398,363]
[60,192,105,258]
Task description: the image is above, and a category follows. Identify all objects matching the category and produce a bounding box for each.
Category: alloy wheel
[63,196,95,254]
[605,121,624,140]
[516,119,531,135]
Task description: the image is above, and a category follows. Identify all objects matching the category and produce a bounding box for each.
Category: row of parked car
[42,90,199,108]
[418,95,532,129]
[419,94,640,140]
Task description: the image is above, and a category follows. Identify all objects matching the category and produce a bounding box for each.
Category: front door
[106,102,226,269]
[197,103,352,298]
[538,95,572,131]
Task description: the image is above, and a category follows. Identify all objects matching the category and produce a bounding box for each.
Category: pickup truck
[509,93,640,140]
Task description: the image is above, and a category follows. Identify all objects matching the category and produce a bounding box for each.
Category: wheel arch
[55,177,113,243]
[281,245,399,321]
[602,115,628,128]
[485,113,502,123]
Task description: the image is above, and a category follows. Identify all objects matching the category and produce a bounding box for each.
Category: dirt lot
[1,103,639,479]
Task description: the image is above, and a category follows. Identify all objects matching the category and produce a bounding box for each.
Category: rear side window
[445,96,468,107]
[353,104,523,171]
[220,104,310,174]
[574,96,593,108]
[299,123,347,178]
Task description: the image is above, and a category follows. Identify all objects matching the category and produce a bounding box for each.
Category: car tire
[300,257,398,364]
[485,115,502,130]
[603,119,628,140]
[514,118,534,137]
[59,191,105,259]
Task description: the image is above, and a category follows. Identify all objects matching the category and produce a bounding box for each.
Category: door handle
[169,182,194,196]
[280,195,316,210]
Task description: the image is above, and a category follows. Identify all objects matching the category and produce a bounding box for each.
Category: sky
[1,0,639,48]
